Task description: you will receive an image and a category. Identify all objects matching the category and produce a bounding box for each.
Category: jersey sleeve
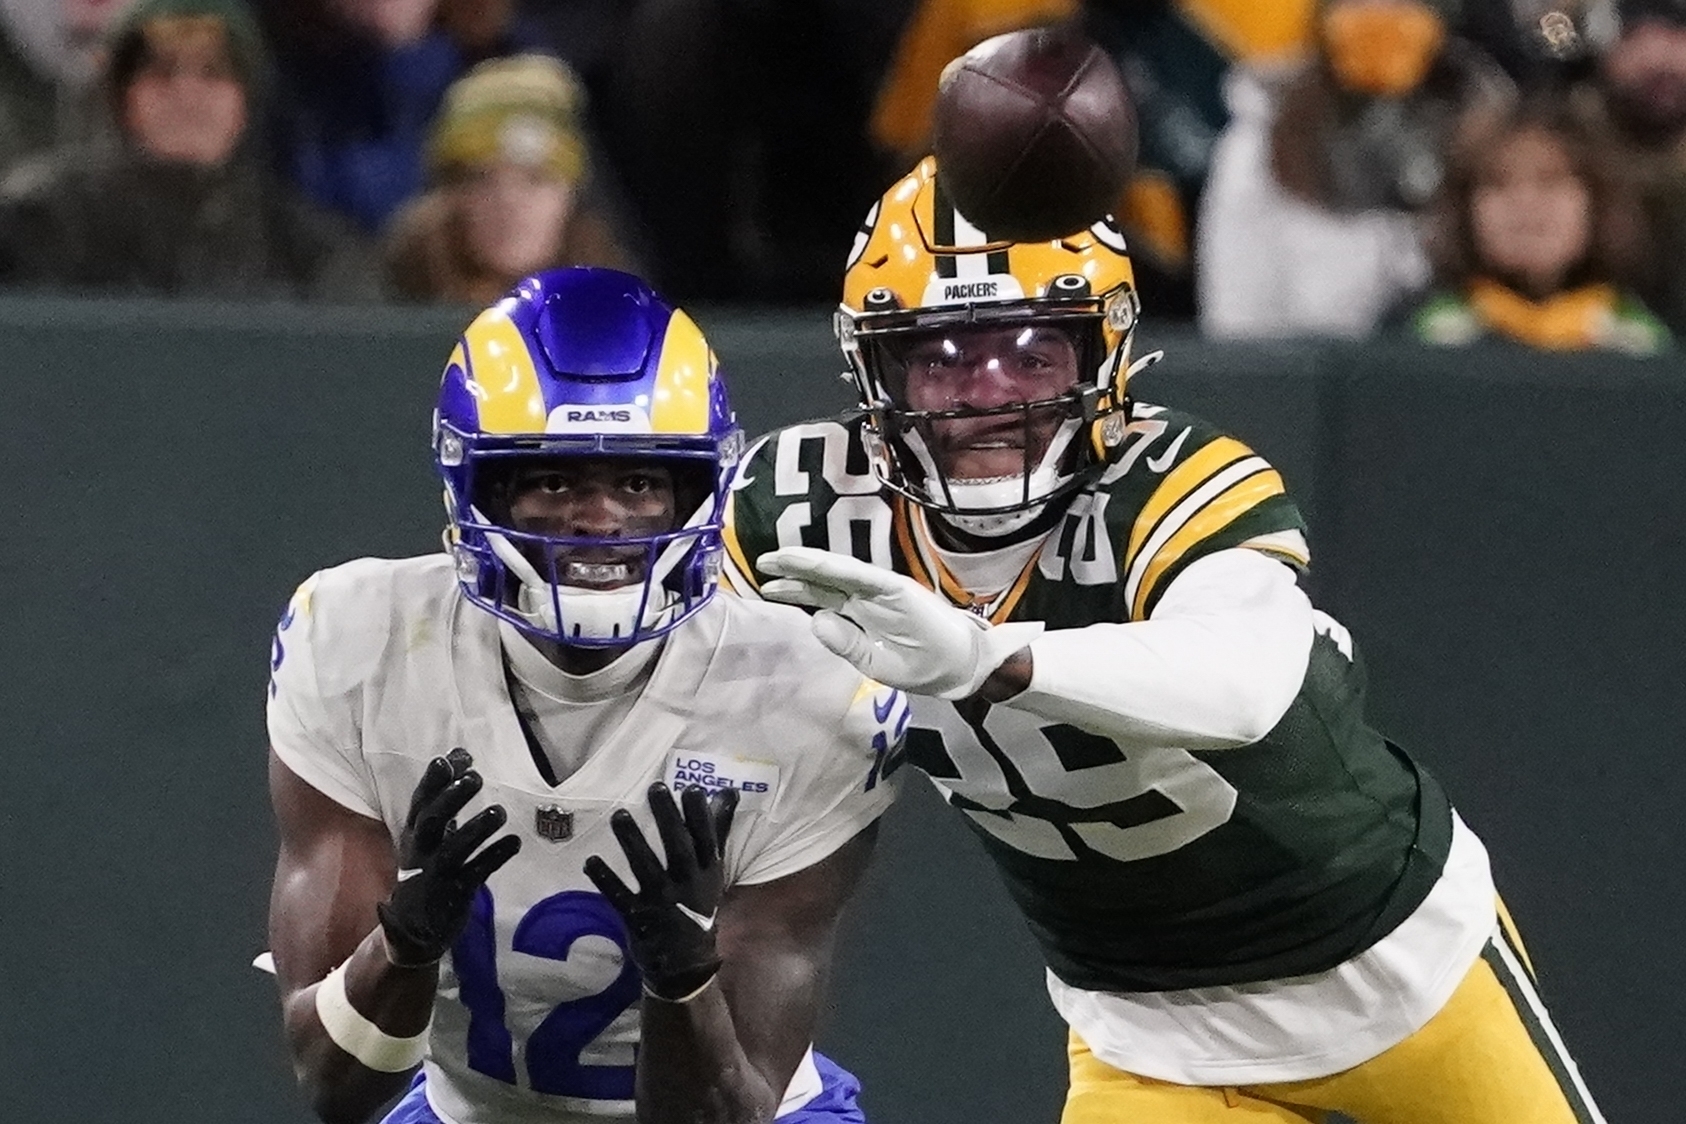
[726,678,908,887]
[1113,410,1310,621]
[265,569,383,819]
[1012,548,1315,751]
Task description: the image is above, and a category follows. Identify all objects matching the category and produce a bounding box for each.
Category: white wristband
[313,959,431,1073]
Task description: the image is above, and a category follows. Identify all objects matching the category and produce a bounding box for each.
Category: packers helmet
[837,157,1144,536]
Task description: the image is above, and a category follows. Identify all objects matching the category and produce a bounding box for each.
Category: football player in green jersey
[720,156,1607,1124]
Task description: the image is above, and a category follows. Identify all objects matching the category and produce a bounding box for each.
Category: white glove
[758,546,1043,700]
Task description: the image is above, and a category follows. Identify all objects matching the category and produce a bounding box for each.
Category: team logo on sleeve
[665,751,779,806]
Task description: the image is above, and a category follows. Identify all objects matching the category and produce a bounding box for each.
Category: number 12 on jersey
[454,887,639,1102]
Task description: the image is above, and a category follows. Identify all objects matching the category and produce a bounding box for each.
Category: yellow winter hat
[427,54,589,184]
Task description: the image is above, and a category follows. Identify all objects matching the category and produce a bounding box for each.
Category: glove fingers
[609,808,667,892]
[811,609,873,666]
[415,772,484,854]
[582,855,636,914]
[706,787,739,858]
[760,577,849,612]
[679,785,719,866]
[405,756,458,831]
[758,547,903,596]
[435,804,507,867]
[649,783,701,880]
[460,833,522,886]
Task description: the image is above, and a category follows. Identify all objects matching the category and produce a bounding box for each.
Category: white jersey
[267,555,906,1124]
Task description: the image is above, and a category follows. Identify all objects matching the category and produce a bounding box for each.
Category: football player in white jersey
[264,268,908,1124]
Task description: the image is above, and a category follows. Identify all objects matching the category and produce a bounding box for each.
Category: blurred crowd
[0,0,1683,356]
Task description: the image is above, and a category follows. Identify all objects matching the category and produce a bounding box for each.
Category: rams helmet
[837,157,1145,536]
[435,267,743,646]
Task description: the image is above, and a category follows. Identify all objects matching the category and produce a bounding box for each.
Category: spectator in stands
[1087,0,1316,319]
[1595,0,1686,333]
[870,0,1078,167]
[1460,0,1622,89]
[1404,94,1669,352]
[0,0,130,167]
[383,54,639,306]
[255,0,548,233]
[1197,0,1512,339]
[0,0,379,301]
[599,0,903,303]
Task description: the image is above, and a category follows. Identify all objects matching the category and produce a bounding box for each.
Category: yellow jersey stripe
[720,493,762,594]
[1132,467,1285,619]
[987,552,1041,625]
[898,498,1043,622]
[1124,435,1252,573]
[1239,529,1311,569]
[892,498,938,592]
[1123,454,1270,615]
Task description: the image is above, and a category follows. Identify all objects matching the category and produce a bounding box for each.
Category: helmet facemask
[440,427,734,648]
[845,304,1131,538]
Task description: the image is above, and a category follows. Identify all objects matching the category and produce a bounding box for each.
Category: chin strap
[472,501,714,643]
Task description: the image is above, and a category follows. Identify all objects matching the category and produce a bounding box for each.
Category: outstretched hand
[584,782,739,1001]
[757,546,1043,699]
[377,748,522,968]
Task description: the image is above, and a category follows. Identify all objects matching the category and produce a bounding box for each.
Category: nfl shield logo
[534,806,574,843]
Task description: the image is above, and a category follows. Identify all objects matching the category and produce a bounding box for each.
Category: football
[930,23,1138,242]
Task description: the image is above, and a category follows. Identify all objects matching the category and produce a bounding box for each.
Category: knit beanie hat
[427,54,589,185]
[105,0,265,93]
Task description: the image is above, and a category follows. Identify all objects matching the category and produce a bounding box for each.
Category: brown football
[930,23,1138,242]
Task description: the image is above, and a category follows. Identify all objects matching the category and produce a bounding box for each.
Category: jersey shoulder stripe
[1103,406,1307,619]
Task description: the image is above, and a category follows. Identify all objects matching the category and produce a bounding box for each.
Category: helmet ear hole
[863,287,900,312]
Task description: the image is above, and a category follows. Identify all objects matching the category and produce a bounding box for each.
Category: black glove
[583,782,740,1001]
[377,748,522,968]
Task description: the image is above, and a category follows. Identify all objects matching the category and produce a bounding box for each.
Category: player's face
[506,457,677,590]
[896,325,1081,480]
[121,27,247,168]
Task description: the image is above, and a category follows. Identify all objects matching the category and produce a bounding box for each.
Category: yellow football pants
[1063,914,1605,1124]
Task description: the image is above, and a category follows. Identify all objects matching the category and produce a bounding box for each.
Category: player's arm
[268,748,519,1124]
[984,548,1316,748]
[758,544,1313,750]
[587,785,879,1124]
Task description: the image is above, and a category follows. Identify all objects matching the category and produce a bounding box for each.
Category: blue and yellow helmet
[434,267,743,646]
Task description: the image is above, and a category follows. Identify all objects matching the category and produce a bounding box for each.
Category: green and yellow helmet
[836,157,1146,534]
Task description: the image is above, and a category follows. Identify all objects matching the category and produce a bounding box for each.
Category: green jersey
[724,405,1453,993]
